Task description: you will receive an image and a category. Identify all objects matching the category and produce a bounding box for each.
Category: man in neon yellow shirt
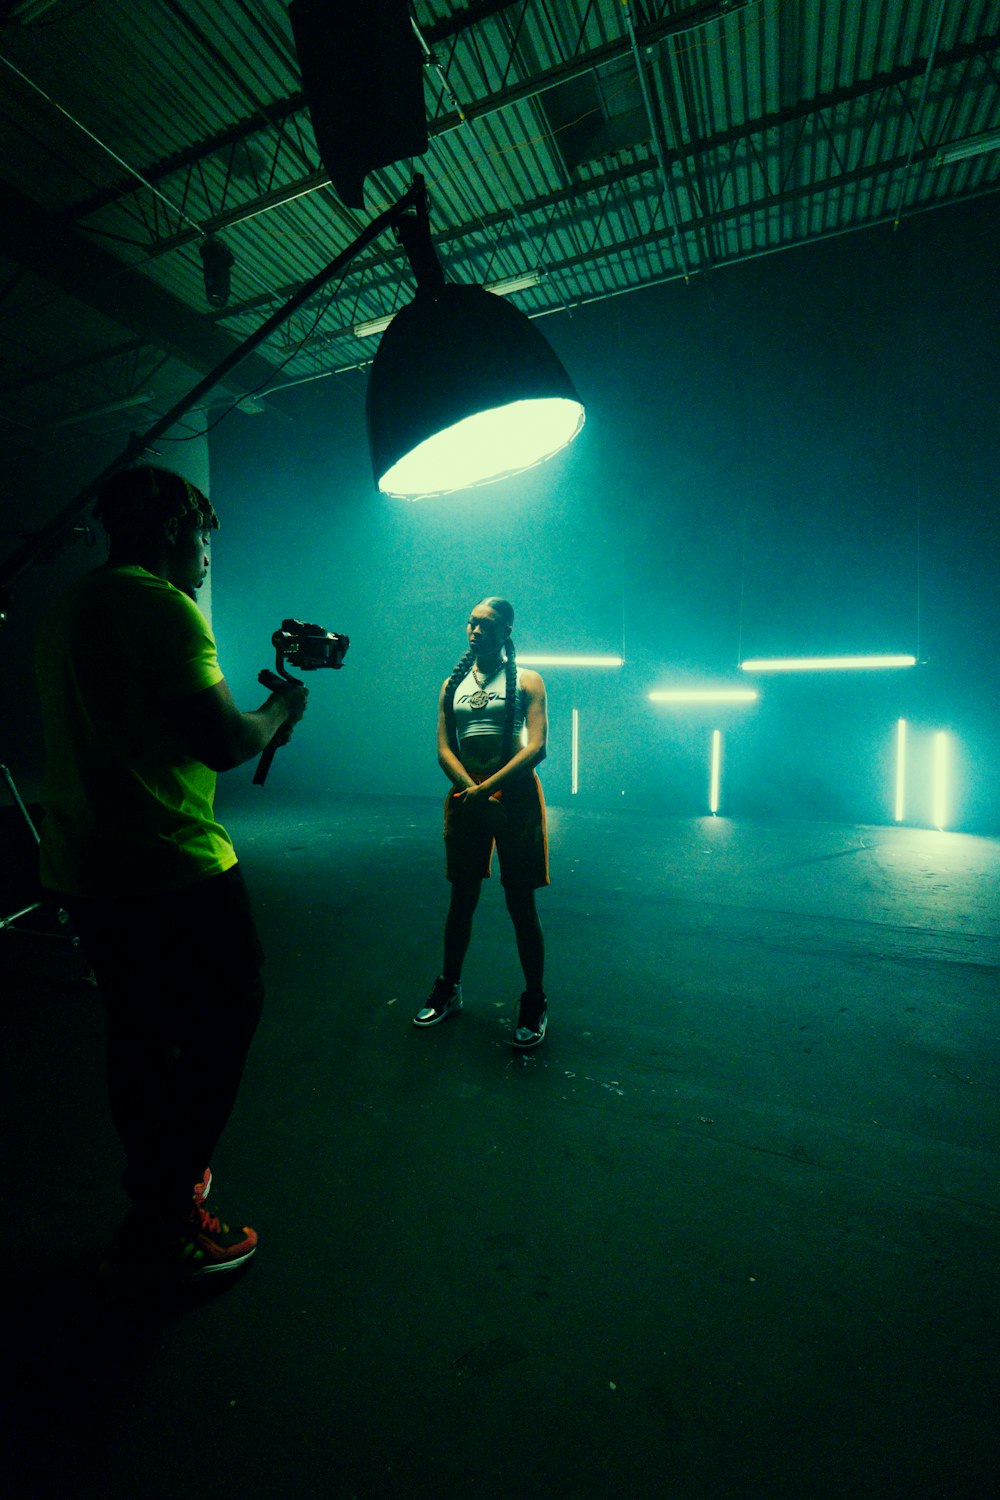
[36,465,307,1281]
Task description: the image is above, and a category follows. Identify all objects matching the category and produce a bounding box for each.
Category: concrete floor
[2,795,998,1499]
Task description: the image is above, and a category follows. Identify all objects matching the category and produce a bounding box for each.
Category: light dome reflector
[367,283,584,499]
[379,396,583,498]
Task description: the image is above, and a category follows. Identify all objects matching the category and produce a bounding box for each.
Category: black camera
[272,618,349,674]
[253,618,350,787]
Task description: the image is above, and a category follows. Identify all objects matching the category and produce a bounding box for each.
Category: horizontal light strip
[649,688,758,703]
[355,270,544,338]
[353,312,397,338]
[740,654,916,672]
[486,270,544,296]
[518,654,624,667]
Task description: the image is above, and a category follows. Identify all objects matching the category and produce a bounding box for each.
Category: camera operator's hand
[259,670,309,729]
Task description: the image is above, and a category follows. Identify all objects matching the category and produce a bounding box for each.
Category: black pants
[66,865,264,1219]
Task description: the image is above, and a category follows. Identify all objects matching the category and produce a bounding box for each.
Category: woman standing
[414,597,550,1048]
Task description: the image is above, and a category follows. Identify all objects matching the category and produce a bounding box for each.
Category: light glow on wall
[709,729,721,814]
[740,654,916,673]
[932,732,949,830]
[895,718,907,823]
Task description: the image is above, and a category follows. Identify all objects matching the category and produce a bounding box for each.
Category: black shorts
[444,772,549,889]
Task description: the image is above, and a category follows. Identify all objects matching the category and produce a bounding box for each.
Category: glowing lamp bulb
[379,397,584,499]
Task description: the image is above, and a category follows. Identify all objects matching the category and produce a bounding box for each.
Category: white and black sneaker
[413,977,463,1027]
[512,991,548,1049]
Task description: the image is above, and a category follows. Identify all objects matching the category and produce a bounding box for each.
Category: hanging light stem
[394,176,446,292]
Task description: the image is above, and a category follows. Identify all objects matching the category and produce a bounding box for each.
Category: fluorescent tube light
[518,654,623,667]
[649,688,758,703]
[571,708,579,795]
[485,270,543,296]
[894,718,907,823]
[709,729,721,814]
[934,129,1000,166]
[355,269,544,339]
[740,655,916,672]
[354,312,395,338]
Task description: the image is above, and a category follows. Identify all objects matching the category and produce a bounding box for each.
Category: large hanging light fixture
[0,179,584,606]
[367,182,584,499]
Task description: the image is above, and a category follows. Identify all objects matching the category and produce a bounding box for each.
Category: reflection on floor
[2,796,998,1500]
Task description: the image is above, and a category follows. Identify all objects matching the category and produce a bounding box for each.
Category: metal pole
[621,0,693,282]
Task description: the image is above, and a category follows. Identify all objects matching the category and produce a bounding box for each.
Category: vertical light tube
[571,708,579,795]
[894,718,907,822]
[709,729,721,814]
[932,731,948,830]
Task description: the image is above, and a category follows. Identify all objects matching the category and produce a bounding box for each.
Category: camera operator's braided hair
[93,465,218,548]
[443,597,518,763]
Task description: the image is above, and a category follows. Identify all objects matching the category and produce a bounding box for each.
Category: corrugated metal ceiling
[0,0,997,442]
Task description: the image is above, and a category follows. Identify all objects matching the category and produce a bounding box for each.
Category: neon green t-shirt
[35,564,237,896]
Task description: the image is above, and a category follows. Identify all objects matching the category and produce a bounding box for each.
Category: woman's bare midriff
[458,734,504,779]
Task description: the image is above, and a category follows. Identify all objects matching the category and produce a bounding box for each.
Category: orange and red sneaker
[100,1200,257,1285]
[178,1202,257,1274]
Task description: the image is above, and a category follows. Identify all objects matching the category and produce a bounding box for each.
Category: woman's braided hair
[444,597,519,764]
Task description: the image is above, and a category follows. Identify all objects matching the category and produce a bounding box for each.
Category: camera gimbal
[253,619,349,786]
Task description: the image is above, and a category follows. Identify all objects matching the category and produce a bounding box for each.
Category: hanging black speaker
[289,0,428,208]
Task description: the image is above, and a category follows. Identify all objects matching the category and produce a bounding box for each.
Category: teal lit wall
[3,198,995,834]
[206,198,998,831]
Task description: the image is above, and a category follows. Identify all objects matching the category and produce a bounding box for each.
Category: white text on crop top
[452,665,527,748]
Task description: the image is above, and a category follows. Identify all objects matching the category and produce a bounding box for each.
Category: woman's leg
[503,884,545,993]
[443,878,482,982]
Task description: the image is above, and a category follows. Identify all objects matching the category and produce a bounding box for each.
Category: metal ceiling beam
[68,0,763,224]
[0,181,424,593]
[621,0,694,278]
[69,28,1000,268]
[71,94,309,217]
[206,160,1000,406]
[422,0,525,44]
[229,72,1000,329]
[20,153,997,411]
[0,181,278,397]
[531,183,1000,310]
[225,135,1000,356]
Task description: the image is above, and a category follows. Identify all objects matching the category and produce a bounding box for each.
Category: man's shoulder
[103,564,181,598]
[62,564,172,604]
[51,566,212,655]
[92,565,204,620]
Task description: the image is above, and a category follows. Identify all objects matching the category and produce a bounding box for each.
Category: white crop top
[452,665,527,747]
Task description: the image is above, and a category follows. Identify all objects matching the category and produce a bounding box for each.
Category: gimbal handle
[252,666,302,787]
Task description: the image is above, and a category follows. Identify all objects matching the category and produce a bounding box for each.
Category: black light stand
[0,763,77,944]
